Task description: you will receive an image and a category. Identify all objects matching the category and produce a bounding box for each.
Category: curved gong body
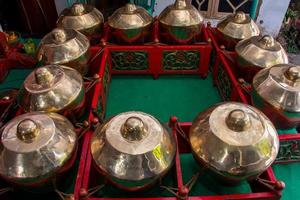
[158,0,204,44]
[17,65,85,117]
[57,3,104,36]
[189,102,279,183]
[91,111,176,191]
[252,64,300,129]
[0,112,77,192]
[37,28,90,75]
[108,3,153,44]
[235,35,288,82]
[108,24,153,44]
[216,11,260,50]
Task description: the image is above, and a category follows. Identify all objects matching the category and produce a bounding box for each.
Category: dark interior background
[0,0,128,37]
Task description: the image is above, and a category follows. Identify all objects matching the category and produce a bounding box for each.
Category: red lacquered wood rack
[0,24,287,199]
[0,32,37,82]
[73,40,284,199]
[98,20,212,79]
[207,24,300,165]
[75,116,283,200]
[0,47,103,200]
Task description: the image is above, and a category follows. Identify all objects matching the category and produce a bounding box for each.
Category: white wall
[153,0,174,16]
[256,0,291,36]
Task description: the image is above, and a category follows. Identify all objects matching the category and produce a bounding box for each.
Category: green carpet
[105,74,299,199]
[105,75,220,122]
[0,69,32,92]
[180,154,251,196]
[273,163,300,200]
[1,71,300,199]
[104,74,251,197]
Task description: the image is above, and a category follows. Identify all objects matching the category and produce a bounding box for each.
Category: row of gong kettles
[0,0,296,195]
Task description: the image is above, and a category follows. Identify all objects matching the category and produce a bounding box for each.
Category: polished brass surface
[158,0,204,44]
[35,67,55,86]
[52,28,67,43]
[285,66,300,82]
[159,0,203,27]
[107,3,153,44]
[37,28,90,75]
[189,102,279,182]
[252,64,300,129]
[0,112,77,185]
[16,119,40,142]
[57,3,104,36]
[91,111,176,191]
[72,3,85,15]
[225,109,251,132]
[255,35,280,51]
[108,3,152,29]
[236,35,288,69]
[17,65,84,113]
[216,11,260,47]
[120,117,148,141]
[253,64,300,112]
[233,12,247,23]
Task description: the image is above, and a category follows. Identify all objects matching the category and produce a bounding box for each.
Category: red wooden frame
[75,117,283,200]
[0,32,37,82]
[207,25,300,165]
[73,43,284,200]
[0,25,287,200]
[0,47,103,200]
[99,21,212,79]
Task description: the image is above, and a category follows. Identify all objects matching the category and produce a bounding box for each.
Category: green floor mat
[273,163,300,199]
[91,154,252,198]
[104,74,251,197]
[277,129,298,134]
[0,69,32,92]
[106,75,221,122]
[180,154,251,196]
[1,71,300,199]
[92,167,177,198]
[0,69,81,199]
